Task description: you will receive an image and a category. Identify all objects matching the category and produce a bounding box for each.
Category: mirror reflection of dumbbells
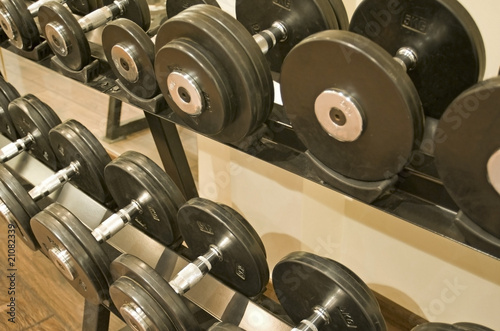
[0,119,112,250]
[109,198,269,330]
[412,322,494,330]
[101,1,220,100]
[273,252,386,331]
[0,75,21,141]
[154,0,348,143]
[0,94,61,169]
[434,77,500,241]
[0,0,68,51]
[280,0,484,195]
[30,151,186,305]
[37,0,151,71]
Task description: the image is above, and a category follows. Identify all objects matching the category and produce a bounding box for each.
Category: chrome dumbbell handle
[169,245,222,295]
[252,21,287,55]
[91,199,142,243]
[0,133,34,162]
[78,0,129,33]
[28,161,79,201]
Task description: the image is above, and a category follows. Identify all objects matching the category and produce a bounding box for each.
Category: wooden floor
[0,49,198,330]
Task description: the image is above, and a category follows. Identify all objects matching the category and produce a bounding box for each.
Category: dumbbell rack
[7,35,494,256]
[1,19,498,328]
[1,134,293,330]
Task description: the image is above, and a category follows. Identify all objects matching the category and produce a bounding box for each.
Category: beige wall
[201,0,500,328]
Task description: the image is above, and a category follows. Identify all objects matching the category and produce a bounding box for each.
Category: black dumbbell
[412,322,494,330]
[101,1,219,99]
[0,95,61,169]
[0,119,112,250]
[108,198,268,330]
[30,151,186,304]
[434,77,500,239]
[273,251,386,331]
[154,1,348,143]
[280,0,485,183]
[0,75,20,141]
[37,0,150,71]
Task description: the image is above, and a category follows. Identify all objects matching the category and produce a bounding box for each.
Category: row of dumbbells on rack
[0,75,494,330]
[0,0,498,251]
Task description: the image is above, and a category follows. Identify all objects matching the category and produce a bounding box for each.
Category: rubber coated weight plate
[44,203,112,298]
[434,77,500,238]
[102,19,158,99]
[38,2,91,71]
[0,176,38,250]
[235,0,341,72]
[63,119,111,175]
[273,252,386,331]
[23,95,62,130]
[110,254,201,331]
[177,198,268,297]
[0,164,40,249]
[104,151,183,247]
[66,0,111,16]
[121,0,150,31]
[199,5,273,139]
[0,76,20,140]
[155,5,272,143]
[328,0,349,30]
[0,0,39,49]
[0,92,17,141]
[156,37,233,136]
[49,120,112,205]
[349,0,485,119]
[220,204,266,258]
[9,96,60,170]
[281,31,423,181]
[166,0,220,19]
[31,210,109,305]
[0,76,20,102]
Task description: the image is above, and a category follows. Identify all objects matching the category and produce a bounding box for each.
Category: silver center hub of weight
[120,302,156,331]
[167,71,205,116]
[314,89,364,142]
[487,149,500,196]
[111,43,140,83]
[49,246,76,280]
[0,8,16,40]
[45,22,71,56]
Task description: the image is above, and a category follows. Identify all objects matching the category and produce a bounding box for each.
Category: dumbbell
[108,198,268,330]
[0,95,61,169]
[280,0,485,183]
[101,1,219,99]
[412,322,494,330]
[273,251,386,331]
[0,0,65,50]
[0,119,112,250]
[154,1,348,143]
[30,151,186,304]
[434,77,500,239]
[0,75,20,141]
[37,0,150,71]
[0,0,109,51]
